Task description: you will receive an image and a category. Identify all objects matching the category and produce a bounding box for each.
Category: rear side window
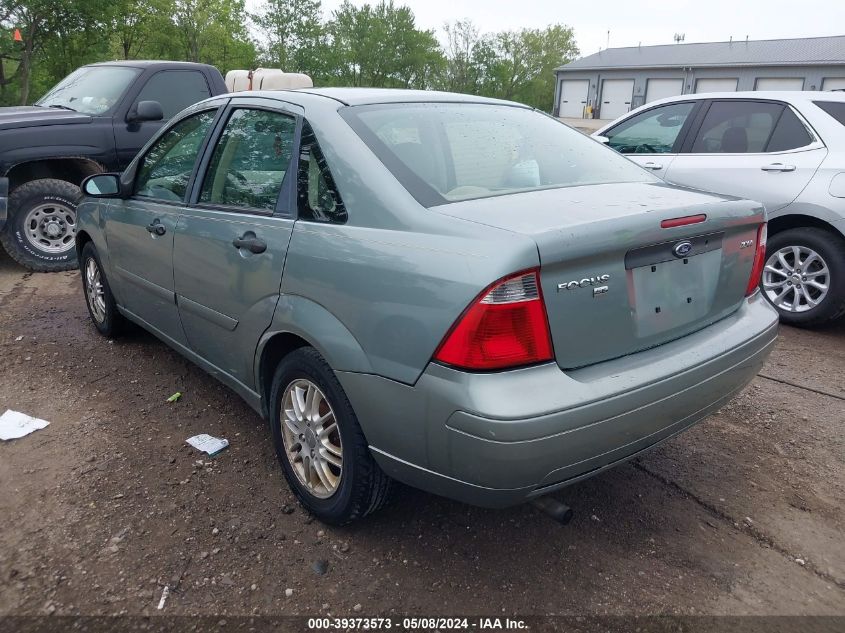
[199,108,296,212]
[691,101,783,153]
[297,122,347,224]
[136,70,211,119]
[605,102,696,154]
[814,101,845,127]
[342,103,653,207]
[766,108,814,152]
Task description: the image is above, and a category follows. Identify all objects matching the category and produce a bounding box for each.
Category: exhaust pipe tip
[531,496,574,525]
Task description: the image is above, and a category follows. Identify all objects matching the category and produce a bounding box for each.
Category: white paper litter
[185,434,229,456]
[0,410,50,440]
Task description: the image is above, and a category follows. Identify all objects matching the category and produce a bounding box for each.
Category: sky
[251,0,845,59]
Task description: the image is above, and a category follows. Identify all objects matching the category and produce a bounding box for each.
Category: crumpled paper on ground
[0,410,50,440]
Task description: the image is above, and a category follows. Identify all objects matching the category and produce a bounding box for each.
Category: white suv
[595,92,845,327]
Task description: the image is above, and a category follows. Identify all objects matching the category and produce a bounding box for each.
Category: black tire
[0,179,81,272]
[269,347,395,525]
[762,227,845,327]
[80,242,126,337]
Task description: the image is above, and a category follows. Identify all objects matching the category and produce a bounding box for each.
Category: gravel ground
[0,250,843,621]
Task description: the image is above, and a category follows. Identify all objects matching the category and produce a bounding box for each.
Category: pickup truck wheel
[0,179,81,272]
[269,347,396,525]
[762,227,845,327]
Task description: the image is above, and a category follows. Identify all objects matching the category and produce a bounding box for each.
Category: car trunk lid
[433,181,765,369]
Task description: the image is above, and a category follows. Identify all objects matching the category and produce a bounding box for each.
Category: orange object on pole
[13,28,23,42]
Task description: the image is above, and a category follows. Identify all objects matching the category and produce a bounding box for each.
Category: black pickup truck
[0,60,227,271]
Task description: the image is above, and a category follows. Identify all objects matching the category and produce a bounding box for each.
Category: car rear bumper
[338,293,779,508]
[0,177,8,230]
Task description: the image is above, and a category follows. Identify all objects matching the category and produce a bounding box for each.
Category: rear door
[106,108,219,345]
[602,100,702,175]
[173,98,300,387]
[664,99,827,212]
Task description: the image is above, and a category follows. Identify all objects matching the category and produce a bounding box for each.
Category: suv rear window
[341,103,653,207]
[814,101,845,127]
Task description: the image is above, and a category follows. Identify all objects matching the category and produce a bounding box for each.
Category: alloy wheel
[762,245,830,313]
[84,257,107,324]
[280,379,343,499]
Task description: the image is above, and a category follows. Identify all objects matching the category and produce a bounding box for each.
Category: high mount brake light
[434,269,554,371]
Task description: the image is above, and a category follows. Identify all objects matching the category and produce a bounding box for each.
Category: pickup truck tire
[0,179,81,272]
[762,227,845,327]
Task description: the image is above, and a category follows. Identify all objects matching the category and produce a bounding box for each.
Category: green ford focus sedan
[76,88,779,524]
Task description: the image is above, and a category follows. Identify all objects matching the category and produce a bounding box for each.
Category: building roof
[556,35,845,72]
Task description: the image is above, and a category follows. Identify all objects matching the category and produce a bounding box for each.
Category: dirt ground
[0,249,843,622]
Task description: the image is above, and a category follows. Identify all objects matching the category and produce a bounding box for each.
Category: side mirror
[82,173,123,198]
[594,135,610,144]
[127,100,164,123]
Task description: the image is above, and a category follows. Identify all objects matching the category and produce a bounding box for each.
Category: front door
[665,100,827,213]
[106,109,218,345]
[173,103,299,388]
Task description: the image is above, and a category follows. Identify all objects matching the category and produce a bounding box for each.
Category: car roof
[246,87,528,108]
[644,90,845,108]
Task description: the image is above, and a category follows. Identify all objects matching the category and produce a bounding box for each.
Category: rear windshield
[814,101,845,127]
[341,103,654,207]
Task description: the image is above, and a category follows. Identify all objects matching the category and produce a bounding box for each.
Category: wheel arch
[255,296,375,419]
[5,157,105,191]
[768,213,845,240]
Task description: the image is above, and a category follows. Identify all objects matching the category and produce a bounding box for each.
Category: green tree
[252,0,324,75]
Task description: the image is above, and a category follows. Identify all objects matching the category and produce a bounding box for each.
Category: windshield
[341,102,655,206]
[36,66,141,115]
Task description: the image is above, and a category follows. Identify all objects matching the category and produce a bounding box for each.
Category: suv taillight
[746,223,768,297]
[434,269,554,371]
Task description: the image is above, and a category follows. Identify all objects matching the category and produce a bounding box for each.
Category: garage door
[645,78,684,103]
[600,79,634,120]
[695,78,738,93]
[558,79,589,118]
[822,77,845,91]
[755,78,804,91]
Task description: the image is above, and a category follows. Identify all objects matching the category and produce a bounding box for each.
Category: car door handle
[761,163,796,172]
[643,162,663,170]
[146,220,166,236]
[232,235,267,254]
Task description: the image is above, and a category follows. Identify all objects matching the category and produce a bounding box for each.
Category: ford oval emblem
[673,241,693,258]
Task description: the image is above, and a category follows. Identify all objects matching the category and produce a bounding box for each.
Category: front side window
[690,101,783,153]
[199,109,296,212]
[342,103,654,207]
[604,102,696,154]
[297,122,347,223]
[135,71,212,120]
[36,66,141,115]
[135,110,216,201]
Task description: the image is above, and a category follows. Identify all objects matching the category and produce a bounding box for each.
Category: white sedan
[595,91,845,327]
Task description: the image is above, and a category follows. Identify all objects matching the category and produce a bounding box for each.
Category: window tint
[297,122,347,223]
[814,101,845,127]
[135,111,216,201]
[691,101,783,153]
[199,109,296,212]
[766,107,814,152]
[342,103,653,207]
[605,102,696,154]
[136,71,211,119]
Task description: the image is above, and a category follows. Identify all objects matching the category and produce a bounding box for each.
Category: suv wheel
[762,227,845,327]
[0,179,81,272]
[269,347,395,525]
[80,242,126,337]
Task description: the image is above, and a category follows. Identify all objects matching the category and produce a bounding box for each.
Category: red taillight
[434,269,554,371]
[746,223,768,297]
